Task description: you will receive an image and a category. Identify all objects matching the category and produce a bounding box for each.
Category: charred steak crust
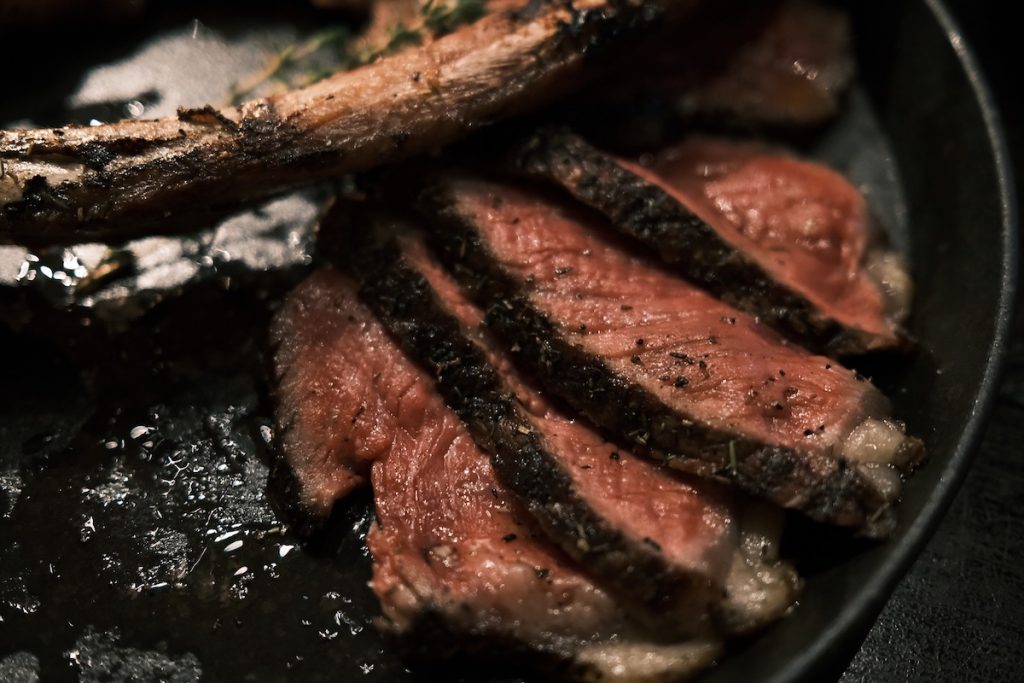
[505,128,904,356]
[323,219,721,634]
[416,186,896,539]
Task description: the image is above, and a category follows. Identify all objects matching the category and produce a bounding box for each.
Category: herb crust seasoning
[420,174,924,538]
[229,0,491,104]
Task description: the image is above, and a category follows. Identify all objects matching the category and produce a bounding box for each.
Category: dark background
[842,2,1023,680]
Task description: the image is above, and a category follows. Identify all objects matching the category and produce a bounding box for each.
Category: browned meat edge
[0,0,697,246]
[505,128,907,356]
[322,215,722,635]
[416,186,897,538]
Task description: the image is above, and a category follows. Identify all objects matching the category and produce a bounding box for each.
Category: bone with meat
[0,0,697,246]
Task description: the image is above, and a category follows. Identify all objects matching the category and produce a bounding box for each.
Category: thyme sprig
[229,0,486,105]
[229,25,356,104]
[423,0,486,37]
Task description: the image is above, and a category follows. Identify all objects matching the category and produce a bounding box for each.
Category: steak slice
[275,268,722,680]
[508,128,907,355]
[420,175,924,537]
[270,269,397,520]
[646,137,911,334]
[327,214,800,636]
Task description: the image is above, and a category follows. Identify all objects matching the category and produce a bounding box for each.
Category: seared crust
[323,209,724,635]
[417,185,896,538]
[506,128,906,355]
[0,0,697,246]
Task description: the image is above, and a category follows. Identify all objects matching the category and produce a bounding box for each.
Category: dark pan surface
[0,1,1015,681]
[709,2,1017,680]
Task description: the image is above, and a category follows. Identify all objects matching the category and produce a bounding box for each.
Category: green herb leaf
[422,0,486,37]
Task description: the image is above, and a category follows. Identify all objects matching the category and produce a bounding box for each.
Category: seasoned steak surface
[508,129,906,354]
[644,136,906,345]
[421,175,923,536]
[274,268,723,680]
[334,216,756,634]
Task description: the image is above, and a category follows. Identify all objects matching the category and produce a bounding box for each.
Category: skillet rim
[765,1,1018,680]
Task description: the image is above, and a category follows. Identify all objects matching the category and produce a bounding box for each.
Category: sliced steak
[276,268,722,680]
[420,175,924,537]
[327,214,799,636]
[270,269,396,519]
[647,137,910,334]
[508,128,907,355]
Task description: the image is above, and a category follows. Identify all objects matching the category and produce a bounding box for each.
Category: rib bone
[0,0,693,246]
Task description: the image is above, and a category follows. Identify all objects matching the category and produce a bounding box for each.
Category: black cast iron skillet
[0,1,1016,681]
[704,2,1017,680]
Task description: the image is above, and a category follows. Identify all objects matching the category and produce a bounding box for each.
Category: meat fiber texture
[640,136,909,347]
[272,269,722,681]
[508,129,907,354]
[335,217,799,637]
[422,175,924,537]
